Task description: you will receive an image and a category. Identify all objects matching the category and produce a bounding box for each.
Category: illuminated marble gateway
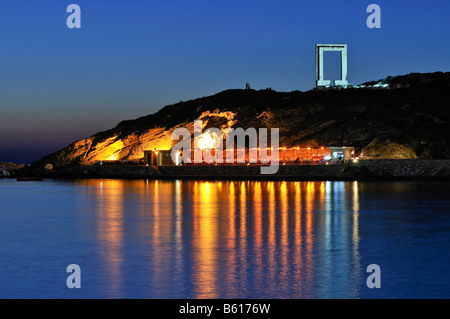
[316,44,349,88]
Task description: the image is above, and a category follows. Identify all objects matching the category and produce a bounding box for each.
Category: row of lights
[153,147,326,152]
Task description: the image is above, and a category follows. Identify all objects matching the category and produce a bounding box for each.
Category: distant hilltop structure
[316,44,349,88]
[244,44,391,91]
[315,43,390,90]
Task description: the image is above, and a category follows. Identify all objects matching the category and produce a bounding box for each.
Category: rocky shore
[15,159,450,181]
[0,162,25,178]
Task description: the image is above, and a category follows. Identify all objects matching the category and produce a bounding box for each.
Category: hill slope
[35,72,450,167]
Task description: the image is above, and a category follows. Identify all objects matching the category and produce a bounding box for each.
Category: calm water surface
[0,179,449,298]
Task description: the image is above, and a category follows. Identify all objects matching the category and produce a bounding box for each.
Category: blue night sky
[1,0,450,163]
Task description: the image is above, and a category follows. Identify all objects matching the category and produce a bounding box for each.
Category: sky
[1,0,450,163]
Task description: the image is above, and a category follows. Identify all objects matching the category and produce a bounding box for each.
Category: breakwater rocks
[19,159,450,181]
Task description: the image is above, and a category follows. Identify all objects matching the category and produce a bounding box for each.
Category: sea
[0,178,449,299]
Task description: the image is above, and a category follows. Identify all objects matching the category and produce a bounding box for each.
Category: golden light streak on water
[227,181,237,292]
[280,181,289,280]
[239,182,248,285]
[352,181,360,250]
[192,181,218,298]
[319,181,326,211]
[151,179,168,293]
[268,181,276,280]
[304,181,315,289]
[175,180,183,279]
[228,182,236,245]
[253,182,263,264]
[153,180,160,239]
[96,180,124,298]
[351,181,362,296]
[252,181,264,289]
[294,181,304,296]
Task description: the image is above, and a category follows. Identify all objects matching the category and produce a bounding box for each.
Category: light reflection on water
[1,179,450,298]
[87,180,363,298]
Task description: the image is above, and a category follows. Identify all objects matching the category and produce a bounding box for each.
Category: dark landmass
[32,71,450,170]
[0,162,25,177]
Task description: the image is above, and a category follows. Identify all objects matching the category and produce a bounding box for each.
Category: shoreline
[10,159,450,182]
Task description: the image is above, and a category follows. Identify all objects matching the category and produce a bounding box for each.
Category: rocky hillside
[35,72,450,167]
[0,162,25,177]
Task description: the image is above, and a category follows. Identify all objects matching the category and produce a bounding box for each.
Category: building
[143,146,355,166]
[143,150,174,166]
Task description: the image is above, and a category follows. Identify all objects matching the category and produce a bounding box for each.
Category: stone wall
[28,159,450,180]
[350,159,450,177]
[159,160,450,180]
